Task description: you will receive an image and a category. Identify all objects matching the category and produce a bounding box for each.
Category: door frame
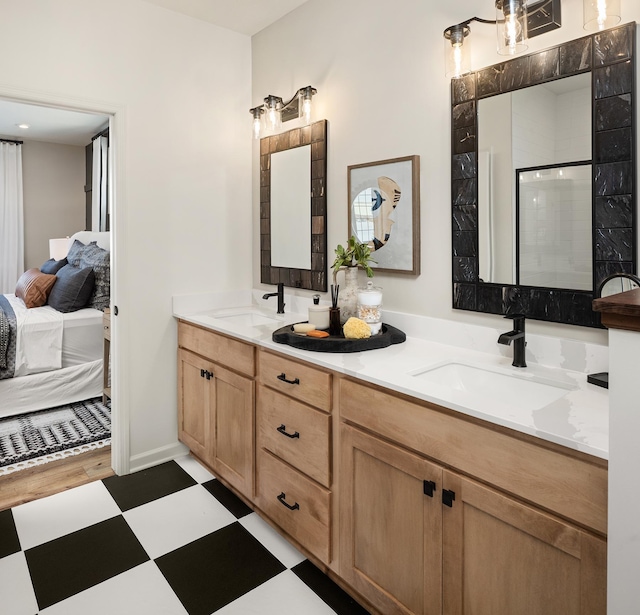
[0,86,130,475]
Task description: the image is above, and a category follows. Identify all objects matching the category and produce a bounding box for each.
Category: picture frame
[347,155,420,275]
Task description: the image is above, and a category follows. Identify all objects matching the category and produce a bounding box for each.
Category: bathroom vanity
[174,301,607,615]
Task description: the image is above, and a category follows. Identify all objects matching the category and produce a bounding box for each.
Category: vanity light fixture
[444,0,562,79]
[249,86,317,139]
[583,0,621,31]
[444,0,528,79]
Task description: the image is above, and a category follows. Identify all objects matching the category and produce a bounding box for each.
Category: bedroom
[0,100,112,423]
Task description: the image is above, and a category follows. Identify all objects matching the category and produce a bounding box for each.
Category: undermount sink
[204,309,281,327]
[410,362,575,411]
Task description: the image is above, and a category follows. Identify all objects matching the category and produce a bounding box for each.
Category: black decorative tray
[272,323,406,353]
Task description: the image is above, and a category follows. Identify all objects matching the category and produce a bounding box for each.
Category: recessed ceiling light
[16,123,30,129]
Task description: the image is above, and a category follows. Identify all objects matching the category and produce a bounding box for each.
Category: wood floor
[0,447,113,512]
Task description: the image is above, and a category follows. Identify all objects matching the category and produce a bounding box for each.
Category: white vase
[333,267,360,324]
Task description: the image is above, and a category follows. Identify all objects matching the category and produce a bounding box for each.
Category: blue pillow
[47,265,95,313]
[40,258,68,275]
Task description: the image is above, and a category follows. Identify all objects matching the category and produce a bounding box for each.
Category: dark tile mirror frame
[260,119,327,292]
[451,23,636,328]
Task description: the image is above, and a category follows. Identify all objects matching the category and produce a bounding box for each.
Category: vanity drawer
[258,350,331,412]
[257,384,331,487]
[178,320,255,377]
[256,448,331,564]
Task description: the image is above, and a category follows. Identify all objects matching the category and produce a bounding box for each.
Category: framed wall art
[347,155,420,275]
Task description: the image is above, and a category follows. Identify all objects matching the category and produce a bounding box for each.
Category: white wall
[19,140,85,269]
[252,0,640,347]
[0,0,252,470]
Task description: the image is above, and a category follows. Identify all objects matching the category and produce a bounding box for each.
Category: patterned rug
[0,398,111,475]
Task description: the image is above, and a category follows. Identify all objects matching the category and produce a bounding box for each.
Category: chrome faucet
[262,282,285,314]
[498,314,527,368]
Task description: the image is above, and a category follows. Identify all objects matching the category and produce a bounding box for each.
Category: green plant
[332,235,376,278]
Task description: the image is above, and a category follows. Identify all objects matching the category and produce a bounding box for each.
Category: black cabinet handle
[201,369,206,378]
[200,369,213,380]
[277,373,300,385]
[442,489,456,508]
[277,424,300,439]
[277,492,300,511]
[423,480,436,497]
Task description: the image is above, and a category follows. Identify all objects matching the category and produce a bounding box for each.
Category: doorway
[0,94,124,482]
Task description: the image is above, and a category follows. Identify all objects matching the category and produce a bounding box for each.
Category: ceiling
[140,0,310,36]
[0,100,109,147]
[0,1,308,147]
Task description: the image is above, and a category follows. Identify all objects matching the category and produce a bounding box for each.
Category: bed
[0,231,110,419]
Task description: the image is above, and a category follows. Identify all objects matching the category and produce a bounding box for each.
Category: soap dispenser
[308,295,330,330]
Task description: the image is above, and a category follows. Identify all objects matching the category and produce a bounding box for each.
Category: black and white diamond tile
[0,455,370,615]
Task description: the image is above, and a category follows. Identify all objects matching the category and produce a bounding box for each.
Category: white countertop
[173,290,609,460]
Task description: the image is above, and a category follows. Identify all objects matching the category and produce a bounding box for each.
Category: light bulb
[444,24,471,79]
[597,0,608,28]
[452,43,463,78]
[252,115,261,139]
[249,107,264,140]
[496,0,528,56]
[264,95,282,131]
[302,97,312,124]
[298,86,316,125]
[505,14,520,53]
[584,0,621,31]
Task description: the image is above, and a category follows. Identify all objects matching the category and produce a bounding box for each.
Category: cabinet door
[178,349,212,464]
[340,425,443,615]
[442,471,606,615]
[211,363,255,500]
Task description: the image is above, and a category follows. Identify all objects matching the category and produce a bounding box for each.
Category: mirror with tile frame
[450,23,636,328]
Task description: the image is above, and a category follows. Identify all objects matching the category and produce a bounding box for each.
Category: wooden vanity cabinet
[177,321,255,499]
[341,424,443,615]
[177,322,607,615]
[339,378,607,615]
[442,471,606,615]
[255,349,333,564]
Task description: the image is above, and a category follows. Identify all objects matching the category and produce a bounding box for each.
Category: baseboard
[128,441,189,474]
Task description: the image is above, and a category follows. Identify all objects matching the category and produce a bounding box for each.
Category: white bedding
[60,305,105,367]
[4,293,104,375]
[8,293,63,376]
[0,361,103,419]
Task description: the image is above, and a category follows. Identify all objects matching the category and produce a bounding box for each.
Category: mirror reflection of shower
[477,73,592,289]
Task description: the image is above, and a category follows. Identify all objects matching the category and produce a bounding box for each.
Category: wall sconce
[444,0,562,79]
[249,86,317,139]
[583,0,621,31]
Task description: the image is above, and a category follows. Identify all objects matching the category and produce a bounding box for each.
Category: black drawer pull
[277,492,300,511]
[277,424,300,439]
[423,480,436,497]
[277,373,300,385]
[442,489,456,508]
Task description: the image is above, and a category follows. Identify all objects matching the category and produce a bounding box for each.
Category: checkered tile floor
[0,456,369,615]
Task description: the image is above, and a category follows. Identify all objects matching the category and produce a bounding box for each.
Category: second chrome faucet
[498,314,526,368]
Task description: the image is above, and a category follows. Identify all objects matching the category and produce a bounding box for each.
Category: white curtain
[0,141,24,293]
[91,135,108,231]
